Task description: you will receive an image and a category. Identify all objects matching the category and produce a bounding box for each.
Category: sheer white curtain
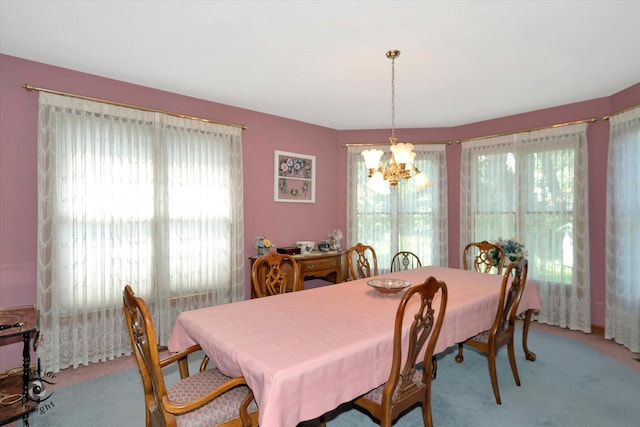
[37,93,244,372]
[605,106,640,353]
[460,123,590,331]
[346,144,448,272]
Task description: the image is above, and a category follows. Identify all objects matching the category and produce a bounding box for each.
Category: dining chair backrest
[462,240,505,274]
[390,251,422,272]
[251,252,300,298]
[347,243,379,280]
[353,276,448,427]
[494,256,528,336]
[123,284,171,422]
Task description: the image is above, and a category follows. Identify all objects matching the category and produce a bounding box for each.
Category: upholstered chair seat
[167,369,259,426]
[359,369,424,404]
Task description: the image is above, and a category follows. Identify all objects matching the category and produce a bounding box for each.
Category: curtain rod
[22,83,247,130]
[456,117,597,144]
[603,103,640,120]
[342,140,451,147]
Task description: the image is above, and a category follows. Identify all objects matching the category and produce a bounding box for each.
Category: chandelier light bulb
[362,149,384,170]
[390,142,415,166]
[414,171,431,191]
[368,171,390,194]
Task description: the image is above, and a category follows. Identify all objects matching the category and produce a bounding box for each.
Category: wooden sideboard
[249,250,347,298]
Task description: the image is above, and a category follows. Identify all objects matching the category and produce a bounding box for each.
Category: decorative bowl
[295,241,316,255]
[367,279,411,295]
[317,240,331,252]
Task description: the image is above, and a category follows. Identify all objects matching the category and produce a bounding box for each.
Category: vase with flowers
[254,236,273,256]
[489,237,527,267]
[328,229,343,251]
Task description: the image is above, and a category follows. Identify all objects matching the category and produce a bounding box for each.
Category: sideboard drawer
[301,257,339,272]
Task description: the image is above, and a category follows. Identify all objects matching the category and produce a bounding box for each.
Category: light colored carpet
[26,328,640,427]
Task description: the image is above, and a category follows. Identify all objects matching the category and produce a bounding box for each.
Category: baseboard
[527,318,605,336]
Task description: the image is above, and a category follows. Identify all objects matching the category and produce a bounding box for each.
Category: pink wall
[1,53,638,371]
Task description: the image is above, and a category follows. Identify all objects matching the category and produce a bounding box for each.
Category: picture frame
[274,150,316,203]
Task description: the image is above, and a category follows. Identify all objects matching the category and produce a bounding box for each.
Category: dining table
[168,265,541,427]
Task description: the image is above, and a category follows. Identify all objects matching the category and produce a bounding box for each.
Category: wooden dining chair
[347,242,379,280]
[251,252,301,298]
[352,276,448,427]
[123,285,258,427]
[390,251,422,272]
[454,257,528,404]
[462,240,506,274]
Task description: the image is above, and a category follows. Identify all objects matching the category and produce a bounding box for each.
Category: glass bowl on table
[367,278,411,295]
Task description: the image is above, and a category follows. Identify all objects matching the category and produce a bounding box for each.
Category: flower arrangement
[254,236,272,256]
[328,229,343,251]
[489,237,527,266]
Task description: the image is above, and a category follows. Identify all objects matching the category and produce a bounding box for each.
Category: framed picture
[274,150,316,203]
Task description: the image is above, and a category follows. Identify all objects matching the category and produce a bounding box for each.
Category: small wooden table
[0,306,39,426]
[249,250,347,296]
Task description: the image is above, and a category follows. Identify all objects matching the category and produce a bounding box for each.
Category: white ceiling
[1,0,639,130]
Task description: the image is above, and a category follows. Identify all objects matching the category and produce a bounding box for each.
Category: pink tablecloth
[168,266,541,427]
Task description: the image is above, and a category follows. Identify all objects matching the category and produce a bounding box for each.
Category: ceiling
[1,1,639,130]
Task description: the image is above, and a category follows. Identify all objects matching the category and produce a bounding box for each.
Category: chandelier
[362,50,431,193]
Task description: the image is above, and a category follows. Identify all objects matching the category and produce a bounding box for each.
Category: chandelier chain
[391,54,396,140]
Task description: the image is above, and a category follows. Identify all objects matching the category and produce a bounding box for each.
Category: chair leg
[454,343,464,363]
[431,355,438,380]
[422,388,434,427]
[487,351,502,404]
[239,390,254,427]
[507,338,521,386]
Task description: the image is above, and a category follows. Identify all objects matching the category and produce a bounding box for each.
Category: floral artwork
[489,237,527,266]
[274,151,315,203]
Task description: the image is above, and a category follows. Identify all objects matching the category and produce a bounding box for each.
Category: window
[347,144,448,271]
[461,123,590,331]
[605,106,640,353]
[36,93,244,371]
